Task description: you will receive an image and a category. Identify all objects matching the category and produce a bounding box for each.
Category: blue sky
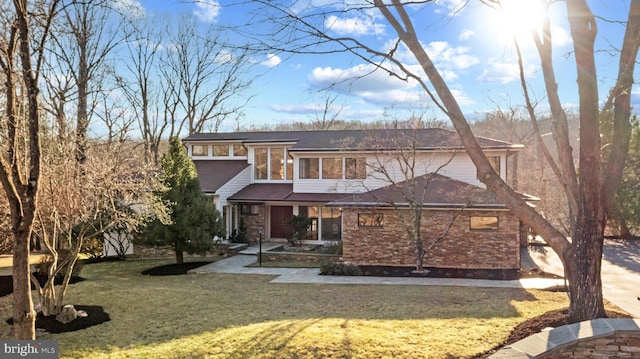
[128,0,636,131]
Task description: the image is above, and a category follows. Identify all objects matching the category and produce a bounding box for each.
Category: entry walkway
[189,248,565,289]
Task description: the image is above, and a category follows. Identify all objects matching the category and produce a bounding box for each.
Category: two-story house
[182,128,533,273]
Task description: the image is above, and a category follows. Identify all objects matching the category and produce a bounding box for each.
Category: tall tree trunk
[564,211,607,320]
[11,223,36,339]
[175,242,184,264]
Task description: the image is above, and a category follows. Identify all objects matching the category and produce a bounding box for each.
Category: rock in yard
[56,305,77,324]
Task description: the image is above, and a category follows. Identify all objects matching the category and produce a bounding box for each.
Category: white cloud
[110,0,145,19]
[308,64,416,94]
[260,54,282,68]
[307,64,429,108]
[325,15,385,36]
[193,0,221,23]
[425,41,479,70]
[459,30,475,41]
[476,61,536,84]
[270,104,325,114]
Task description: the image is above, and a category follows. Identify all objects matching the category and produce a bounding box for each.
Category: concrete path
[189,247,565,289]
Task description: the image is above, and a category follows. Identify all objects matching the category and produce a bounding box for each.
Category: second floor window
[192,145,208,156]
[322,158,342,179]
[254,147,291,180]
[255,148,268,179]
[299,158,319,179]
[270,148,284,180]
[233,144,247,157]
[345,158,366,179]
[213,145,229,156]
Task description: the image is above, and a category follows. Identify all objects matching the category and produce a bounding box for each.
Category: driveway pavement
[525,240,640,318]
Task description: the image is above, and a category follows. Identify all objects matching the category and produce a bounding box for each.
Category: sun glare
[497,0,547,42]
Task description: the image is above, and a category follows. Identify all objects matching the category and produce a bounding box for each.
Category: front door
[270,206,293,239]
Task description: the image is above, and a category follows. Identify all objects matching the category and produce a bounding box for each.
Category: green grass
[0,258,568,359]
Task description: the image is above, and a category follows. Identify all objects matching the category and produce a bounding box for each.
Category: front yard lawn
[0,258,571,358]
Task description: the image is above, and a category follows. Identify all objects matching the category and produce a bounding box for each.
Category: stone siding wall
[542,333,640,358]
[241,205,266,244]
[341,208,520,269]
[490,319,640,359]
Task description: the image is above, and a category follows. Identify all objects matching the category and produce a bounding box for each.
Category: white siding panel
[215,166,252,209]
[291,152,506,193]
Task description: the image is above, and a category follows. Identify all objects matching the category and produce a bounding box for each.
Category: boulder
[56,305,77,324]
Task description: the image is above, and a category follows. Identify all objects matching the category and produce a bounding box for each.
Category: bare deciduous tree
[47,0,122,164]
[235,0,640,321]
[161,14,253,136]
[32,139,168,317]
[116,15,168,164]
[0,0,60,339]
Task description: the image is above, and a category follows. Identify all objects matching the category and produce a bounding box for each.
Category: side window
[470,216,499,231]
[358,213,384,227]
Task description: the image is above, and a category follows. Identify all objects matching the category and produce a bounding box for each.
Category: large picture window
[470,216,499,231]
[299,158,319,179]
[345,158,366,179]
[322,158,342,179]
[254,147,290,180]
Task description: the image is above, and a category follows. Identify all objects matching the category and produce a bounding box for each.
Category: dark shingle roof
[228,183,293,202]
[183,129,523,152]
[328,173,507,208]
[193,160,249,193]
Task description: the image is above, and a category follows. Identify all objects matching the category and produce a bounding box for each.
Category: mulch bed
[6,305,110,334]
[141,261,213,276]
[1,275,108,334]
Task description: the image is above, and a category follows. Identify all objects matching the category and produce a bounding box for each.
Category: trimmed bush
[319,262,362,276]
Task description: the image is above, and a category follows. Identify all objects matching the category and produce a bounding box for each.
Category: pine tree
[144,137,223,263]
